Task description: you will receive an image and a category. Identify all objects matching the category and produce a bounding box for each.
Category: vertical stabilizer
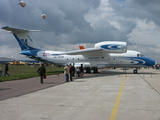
[1,26,41,51]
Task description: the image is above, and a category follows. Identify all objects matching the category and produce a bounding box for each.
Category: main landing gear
[83,67,98,73]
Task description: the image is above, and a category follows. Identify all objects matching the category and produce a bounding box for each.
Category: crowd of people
[64,63,83,82]
[36,62,84,83]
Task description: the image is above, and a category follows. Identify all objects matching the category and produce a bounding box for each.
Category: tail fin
[1,26,41,51]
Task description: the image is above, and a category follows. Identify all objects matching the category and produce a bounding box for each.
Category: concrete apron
[0,68,160,120]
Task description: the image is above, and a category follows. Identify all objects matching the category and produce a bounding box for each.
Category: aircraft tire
[91,69,94,73]
[133,70,137,74]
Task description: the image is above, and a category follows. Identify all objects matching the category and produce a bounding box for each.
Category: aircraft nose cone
[155,61,157,65]
[146,58,157,66]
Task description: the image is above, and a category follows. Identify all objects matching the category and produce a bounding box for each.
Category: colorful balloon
[41,14,47,19]
[18,0,26,7]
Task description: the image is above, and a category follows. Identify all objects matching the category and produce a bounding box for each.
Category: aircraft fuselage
[21,50,155,69]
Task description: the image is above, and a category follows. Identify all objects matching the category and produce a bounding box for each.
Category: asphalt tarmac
[0,74,66,101]
[0,73,95,101]
[0,68,160,120]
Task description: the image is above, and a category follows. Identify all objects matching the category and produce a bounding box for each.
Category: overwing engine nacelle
[95,41,127,53]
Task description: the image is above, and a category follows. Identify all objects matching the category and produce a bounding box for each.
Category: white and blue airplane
[1,26,156,73]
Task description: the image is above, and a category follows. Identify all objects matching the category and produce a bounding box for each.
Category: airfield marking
[109,74,126,120]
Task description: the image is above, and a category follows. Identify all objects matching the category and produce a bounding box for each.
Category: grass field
[0,64,64,82]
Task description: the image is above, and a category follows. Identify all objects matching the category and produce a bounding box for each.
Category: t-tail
[1,26,41,51]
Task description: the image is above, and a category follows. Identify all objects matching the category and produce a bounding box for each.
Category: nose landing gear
[133,69,138,74]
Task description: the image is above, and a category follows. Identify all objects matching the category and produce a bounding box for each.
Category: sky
[0,0,160,63]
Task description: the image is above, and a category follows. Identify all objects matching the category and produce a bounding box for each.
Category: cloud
[0,0,160,63]
[109,0,160,25]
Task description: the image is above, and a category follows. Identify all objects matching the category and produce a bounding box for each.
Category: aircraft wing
[61,48,103,55]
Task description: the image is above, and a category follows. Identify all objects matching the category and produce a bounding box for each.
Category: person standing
[37,64,46,84]
[79,64,83,77]
[64,65,69,82]
[72,63,75,77]
[76,67,80,77]
[69,63,73,81]
[4,63,10,76]
[0,67,2,77]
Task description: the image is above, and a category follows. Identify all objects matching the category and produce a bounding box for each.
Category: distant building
[0,57,15,63]
[0,57,40,64]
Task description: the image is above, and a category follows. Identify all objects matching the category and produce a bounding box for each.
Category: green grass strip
[0,64,64,82]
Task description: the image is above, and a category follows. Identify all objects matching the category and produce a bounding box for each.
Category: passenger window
[137,54,139,57]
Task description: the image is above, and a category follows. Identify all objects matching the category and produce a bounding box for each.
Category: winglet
[79,46,85,50]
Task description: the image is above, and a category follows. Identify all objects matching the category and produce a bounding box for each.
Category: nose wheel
[133,69,138,74]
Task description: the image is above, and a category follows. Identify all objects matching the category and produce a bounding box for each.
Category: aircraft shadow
[0,88,10,91]
[77,70,160,79]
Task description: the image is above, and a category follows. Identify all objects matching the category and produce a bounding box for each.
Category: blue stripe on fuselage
[124,57,155,66]
[20,50,39,56]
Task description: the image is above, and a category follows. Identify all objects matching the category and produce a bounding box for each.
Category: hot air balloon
[41,14,46,19]
[18,0,26,8]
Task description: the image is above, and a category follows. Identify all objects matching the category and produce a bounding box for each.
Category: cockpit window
[137,54,144,57]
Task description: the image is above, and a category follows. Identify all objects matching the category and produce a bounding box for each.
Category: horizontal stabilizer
[1,26,41,33]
